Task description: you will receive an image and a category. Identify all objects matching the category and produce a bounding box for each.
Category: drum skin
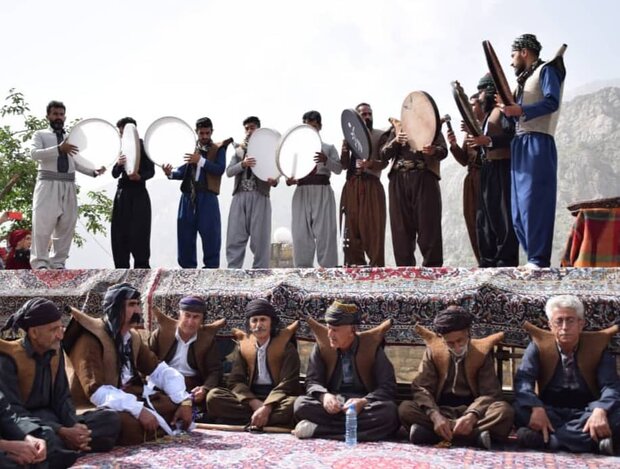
[121,123,141,175]
[451,81,483,137]
[144,116,196,167]
[276,124,321,180]
[341,109,371,160]
[400,91,440,151]
[246,128,282,181]
[67,118,120,171]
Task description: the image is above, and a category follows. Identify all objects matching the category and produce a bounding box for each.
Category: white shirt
[167,328,198,377]
[254,338,273,385]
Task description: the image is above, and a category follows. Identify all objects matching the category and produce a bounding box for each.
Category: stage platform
[1,267,618,350]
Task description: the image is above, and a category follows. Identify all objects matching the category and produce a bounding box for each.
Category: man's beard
[449,340,469,359]
[514,63,526,76]
[129,312,143,325]
[49,119,64,131]
[365,119,373,131]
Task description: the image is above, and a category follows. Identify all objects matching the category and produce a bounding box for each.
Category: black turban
[102,283,141,339]
[2,298,62,332]
[512,34,542,54]
[245,299,278,321]
[477,73,496,93]
[433,306,472,334]
[324,301,361,326]
[179,296,206,314]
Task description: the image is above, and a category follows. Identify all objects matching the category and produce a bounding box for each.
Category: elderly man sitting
[293,301,400,440]
[514,295,620,455]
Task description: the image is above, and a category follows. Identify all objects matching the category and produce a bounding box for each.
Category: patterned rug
[1,267,618,349]
[73,429,620,469]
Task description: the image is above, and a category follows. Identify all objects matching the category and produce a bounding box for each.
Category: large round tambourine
[451,81,483,137]
[400,91,440,151]
[144,116,196,167]
[246,128,282,181]
[340,109,371,160]
[482,40,516,106]
[121,123,141,175]
[67,118,120,171]
[276,124,322,180]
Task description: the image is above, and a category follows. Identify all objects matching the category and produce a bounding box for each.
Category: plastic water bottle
[345,404,357,447]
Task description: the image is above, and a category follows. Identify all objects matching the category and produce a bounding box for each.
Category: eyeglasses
[551,317,579,327]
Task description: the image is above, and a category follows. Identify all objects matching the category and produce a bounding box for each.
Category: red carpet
[73,429,619,468]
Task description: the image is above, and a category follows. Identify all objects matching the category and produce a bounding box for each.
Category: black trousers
[476,159,519,267]
[111,186,152,268]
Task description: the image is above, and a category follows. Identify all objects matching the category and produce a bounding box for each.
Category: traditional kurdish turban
[511,34,542,53]
[102,283,141,338]
[245,298,278,321]
[433,305,473,335]
[324,300,361,326]
[2,298,61,332]
[477,73,496,93]
[179,295,207,314]
[8,229,30,249]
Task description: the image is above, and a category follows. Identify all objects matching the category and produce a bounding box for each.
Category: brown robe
[398,325,514,441]
[205,322,300,427]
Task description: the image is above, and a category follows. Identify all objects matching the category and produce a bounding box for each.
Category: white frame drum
[67,118,120,171]
[121,123,141,175]
[246,128,282,181]
[276,124,322,180]
[144,116,196,167]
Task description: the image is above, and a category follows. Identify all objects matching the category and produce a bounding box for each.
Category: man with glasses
[514,295,620,455]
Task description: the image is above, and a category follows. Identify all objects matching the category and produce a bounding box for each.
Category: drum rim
[451,81,483,137]
[482,40,516,106]
[246,127,282,181]
[67,117,120,169]
[121,122,141,175]
[276,123,322,180]
[401,90,441,151]
[340,108,371,160]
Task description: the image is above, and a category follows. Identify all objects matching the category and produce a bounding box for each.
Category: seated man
[399,306,513,449]
[293,301,400,441]
[0,298,120,466]
[206,299,300,429]
[149,296,224,418]
[514,295,620,455]
[63,283,192,446]
[0,389,47,468]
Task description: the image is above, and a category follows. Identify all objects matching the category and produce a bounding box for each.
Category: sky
[2,0,619,268]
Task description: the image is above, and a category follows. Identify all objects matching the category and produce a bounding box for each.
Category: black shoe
[599,437,614,456]
[516,427,545,450]
[409,424,440,445]
[477,430,492,450]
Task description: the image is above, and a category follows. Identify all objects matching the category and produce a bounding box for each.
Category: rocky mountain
[71,87,620,269]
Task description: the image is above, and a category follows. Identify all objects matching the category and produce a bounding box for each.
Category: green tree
[0,89,112,246]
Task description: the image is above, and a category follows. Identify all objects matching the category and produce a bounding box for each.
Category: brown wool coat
[227,321,301,406]
[148,306,224,391]
[523,321,619,398]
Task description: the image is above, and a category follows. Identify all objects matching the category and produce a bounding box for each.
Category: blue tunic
[510,65,563,267]
[170,148,226,268]
[514,341,620,453]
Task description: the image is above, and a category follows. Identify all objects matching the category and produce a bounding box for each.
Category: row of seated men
[0,287,618,468]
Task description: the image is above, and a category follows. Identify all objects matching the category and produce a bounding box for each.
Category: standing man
[64,283,193,445]
[0,298,120,463]
[149,296,223,418]
[111,117,155,269]
[500,34,566,268]
[288,111,341,268]
[467,74,518,268]
[293,301,400,441]
[30,101,105,269]
[340,103,389,267]
[163,117,228,269]
[381,107,448,267]
[399,306,514,449]
[446,94,483,264]
[226,116,278,269]
[514,295,620,455]
[206,299,300,429]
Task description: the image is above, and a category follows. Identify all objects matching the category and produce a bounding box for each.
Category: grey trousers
[31,180,78,269]
[226,191,272,269]
[294,395,400,441]
[291,185,338,268]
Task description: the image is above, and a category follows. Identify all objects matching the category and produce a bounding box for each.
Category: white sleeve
[195,157,207,181]
[31,132,60,162]
[148,362,190,404]
[90,385,144,418]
